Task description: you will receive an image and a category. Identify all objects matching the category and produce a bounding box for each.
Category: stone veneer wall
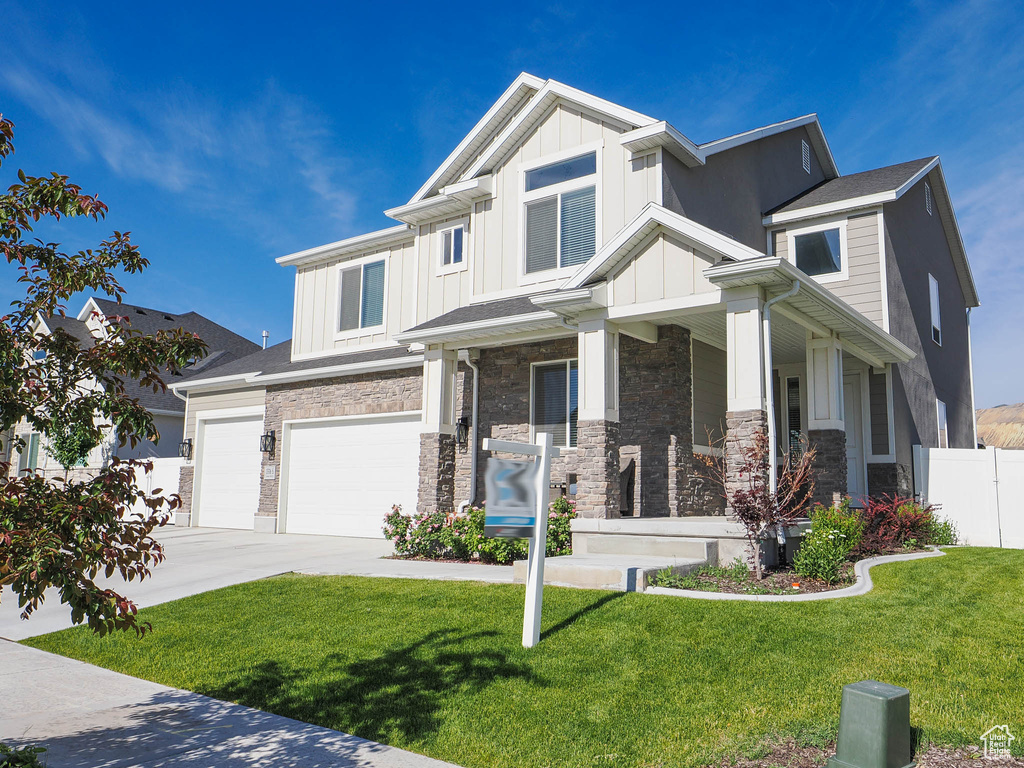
[618,326,694,516]
[418,432,456,514]
[808,428,848,505]
[257,369,423,522]
[724,409,767,514]
[176,464,195,525]
[574,419,620,518]
[867,462,913,498]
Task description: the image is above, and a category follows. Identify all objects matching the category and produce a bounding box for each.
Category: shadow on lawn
[204,628,539,744]
[541,591,624,641]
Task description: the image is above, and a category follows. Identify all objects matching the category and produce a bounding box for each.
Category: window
[17,433,40,473]
[532,360,578,448]
[925,181,933,215]
[794,227,842,277]
[32,349,47,360]
[929,273,941,345]
[801,139,811,174]
[523,152,597,274]
[936,399,948,448]
[439,224,465,271]
[338,260,385,333]
[786,377,802,455]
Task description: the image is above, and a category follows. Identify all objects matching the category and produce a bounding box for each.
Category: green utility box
[828,680,915,768]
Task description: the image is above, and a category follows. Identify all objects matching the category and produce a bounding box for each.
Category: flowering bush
[793,498,864,584]
[853,495,945,556]
[382,497,577,564]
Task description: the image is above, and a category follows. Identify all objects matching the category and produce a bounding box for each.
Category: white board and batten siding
[280,413,422,538]
[692,340,727,447]
[415,215,474,325]
[471,103,660,298]
[185,387,266,441]
[609,232,718,306]
[292,239,417,358]
[772,213,884,327]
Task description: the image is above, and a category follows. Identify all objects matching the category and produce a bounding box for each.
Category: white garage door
[195,414,263,530]
[283,414,421,538]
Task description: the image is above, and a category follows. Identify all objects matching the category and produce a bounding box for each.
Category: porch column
[724,288,768,508]
[805,333,847,505]
[418,345,457,515]
[575,319,620,518]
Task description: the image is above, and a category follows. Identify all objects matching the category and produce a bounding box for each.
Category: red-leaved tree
[0,114,207,635]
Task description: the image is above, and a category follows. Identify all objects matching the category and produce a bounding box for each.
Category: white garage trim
[192,406,266,530]
[277,410,423,537]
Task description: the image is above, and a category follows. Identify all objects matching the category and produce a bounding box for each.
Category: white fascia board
[894,157,941,198]
[460,80,657,181]
[394,311,560,346]
[408,73,545,204]
[928,160,979,308]
[275,225,413,268]
[529,287,601,313]
[620,121,704,167]
[76,297,103,322]
[440,175,493,201]
[249,355,424,386]
[385,176,492,225]
[564,203,764,289]
[701,114,839,179]
[169,372,256,394]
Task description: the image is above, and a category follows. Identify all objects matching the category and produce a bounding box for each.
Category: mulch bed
[679,564,856,595]
[718,739,1022,768]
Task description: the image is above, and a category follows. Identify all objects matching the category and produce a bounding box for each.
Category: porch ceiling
[665,306,809,365]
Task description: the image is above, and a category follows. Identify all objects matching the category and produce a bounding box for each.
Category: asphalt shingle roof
[768,157,936,215]
[406,295,546,333]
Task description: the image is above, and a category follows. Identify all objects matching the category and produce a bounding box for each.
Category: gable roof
[37,315,95,347]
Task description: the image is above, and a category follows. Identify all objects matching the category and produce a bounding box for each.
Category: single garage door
[195,414,264,530]
[283,414,421,538]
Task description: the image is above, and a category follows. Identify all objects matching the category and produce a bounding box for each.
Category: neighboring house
[170,73,979,538]
[976,403,1024,449]
[5,297,260,478]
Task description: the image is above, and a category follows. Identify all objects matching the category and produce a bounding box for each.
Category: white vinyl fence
[128,457,183,521]
[914,446,1024,549]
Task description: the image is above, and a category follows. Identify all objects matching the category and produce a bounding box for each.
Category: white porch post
[418,345,458,514]
[805,333,848,504]
[575,319,620,518]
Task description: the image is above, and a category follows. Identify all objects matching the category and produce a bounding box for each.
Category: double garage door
[194,411,420,538]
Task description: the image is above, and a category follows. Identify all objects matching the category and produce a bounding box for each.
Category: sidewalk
[0,640,461,768]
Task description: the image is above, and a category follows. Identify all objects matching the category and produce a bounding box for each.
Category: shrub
[927,516,959,546]
[793,499,864,584]
[382,497,577,564]
[0,744,47,767]
[853,495,939,556]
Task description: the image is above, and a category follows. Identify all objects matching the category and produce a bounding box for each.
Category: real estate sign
[483,458,537,537]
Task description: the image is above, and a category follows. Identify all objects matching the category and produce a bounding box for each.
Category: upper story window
[801,140,811,174]
[32,349,47,361]
[929,273,941,345]
[437,221,467,275]
[532,359,578,448]
[791,223,846,280]
[523,151,598,275]
[338,259,385,333]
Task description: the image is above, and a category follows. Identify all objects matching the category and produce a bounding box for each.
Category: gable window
[532,360,578,448]
[438,224,465,273]
[929,273,941,345]
[925,181,933,215]
[936,399,948,448]
[32,349,47,361]
[793,227,842,277]
[801,139,811,174]
[338,259,386,333]
[523,151,597,275]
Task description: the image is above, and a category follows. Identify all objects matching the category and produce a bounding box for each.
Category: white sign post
[482,432,558,648]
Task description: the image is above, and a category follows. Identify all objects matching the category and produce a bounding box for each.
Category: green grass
[24,548,1024,768]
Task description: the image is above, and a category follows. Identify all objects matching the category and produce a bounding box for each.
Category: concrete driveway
[0,525,513,641]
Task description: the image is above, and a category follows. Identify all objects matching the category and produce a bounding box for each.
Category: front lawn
[25,548,1024,768]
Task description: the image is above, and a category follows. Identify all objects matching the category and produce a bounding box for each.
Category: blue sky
[2,0,1022,408]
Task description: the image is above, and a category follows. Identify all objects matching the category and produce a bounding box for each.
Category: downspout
[762,281,801,551]
[456,350,480,516]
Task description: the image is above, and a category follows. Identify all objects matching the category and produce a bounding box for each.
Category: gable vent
[925,180,933,215]
[801,140,811,173]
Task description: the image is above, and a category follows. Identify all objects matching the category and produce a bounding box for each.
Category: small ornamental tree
[0,114,207,635]
[695,430,817,579]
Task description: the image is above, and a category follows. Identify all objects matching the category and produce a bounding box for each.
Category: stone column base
[808,429,847,506]
[867,462,913,498]
[418,432,456,515]
[724,409,768,514]
[176,465,195,524]
[575,420,620,519]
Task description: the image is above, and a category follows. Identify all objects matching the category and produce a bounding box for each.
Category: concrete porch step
[572,532,718,561]
[512,554,706,592]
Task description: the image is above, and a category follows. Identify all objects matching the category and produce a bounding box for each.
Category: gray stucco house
[170,74,979,541]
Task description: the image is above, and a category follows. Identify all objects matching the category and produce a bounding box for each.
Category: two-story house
[170,74,978,539]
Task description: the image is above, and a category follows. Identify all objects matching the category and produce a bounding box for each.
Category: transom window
[794,227,842,277]
[532,360,578,448]
[523,151,597,274]
[338,260,385,332]
[440,225,464,269]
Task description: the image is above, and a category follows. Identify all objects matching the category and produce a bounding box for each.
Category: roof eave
[276,225,414,268]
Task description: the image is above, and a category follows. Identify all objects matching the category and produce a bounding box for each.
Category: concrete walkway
[1,526,513,641]
[0,640,460,767]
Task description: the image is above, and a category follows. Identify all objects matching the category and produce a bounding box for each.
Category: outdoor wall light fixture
[178,438,193,461]
[455,417,470,451]
[259,430,276,454]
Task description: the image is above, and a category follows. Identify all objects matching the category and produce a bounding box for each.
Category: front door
[843,372,867,504]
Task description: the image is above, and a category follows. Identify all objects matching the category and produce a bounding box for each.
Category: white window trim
[785,217,850,284]
[333,252,389,341]
[936,398,949,449]
[435,218,469,277]
[518,141,603,286]
[528,358,579,450]
[928,272,942,346]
